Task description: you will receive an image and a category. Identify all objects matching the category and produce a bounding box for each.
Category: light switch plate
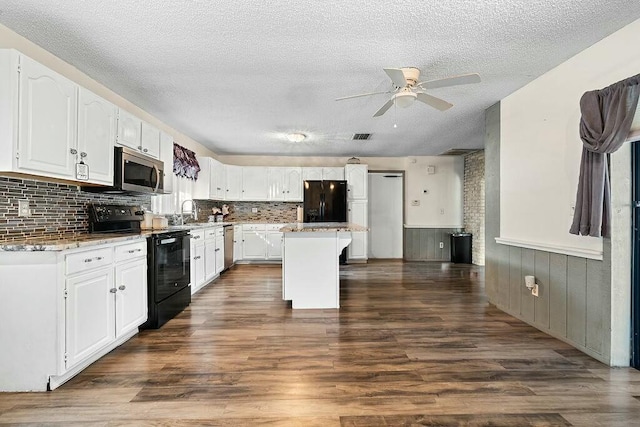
[251,207,258,213]
[18,199,30,217]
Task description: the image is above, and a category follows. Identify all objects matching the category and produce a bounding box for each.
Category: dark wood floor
[2,261,640,426]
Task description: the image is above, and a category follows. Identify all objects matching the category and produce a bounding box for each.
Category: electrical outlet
[251,207,258,213]
[532,284,539,297]
[18,199,30,217]
[439,242,444,249]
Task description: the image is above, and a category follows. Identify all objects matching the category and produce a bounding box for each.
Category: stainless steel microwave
[83,147,165,194]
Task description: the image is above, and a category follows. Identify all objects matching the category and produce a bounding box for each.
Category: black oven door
[153,232,191,302]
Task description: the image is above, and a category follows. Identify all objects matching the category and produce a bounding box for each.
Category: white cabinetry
[345,164,368,200]
[233,225,242,262]
[17,54,78,179]
[114,257,147,339]
[322,167,344,180]
[225,165,243,200]
[204,227,219,282]
[283,167,303,201]
[159,131,173,193]
[140,121,160,159]
[77,88,116,185]
[242,167,269,201]
[65,267,114,369]
[266,224,284,260]
[215,232,225,275]
[302,167,323,181]
[190,230,206,294]
[347,200,368,261]
[194,158,226,200]
[268,167,285,200]
[242,224,267,259]
[116,110,160,159]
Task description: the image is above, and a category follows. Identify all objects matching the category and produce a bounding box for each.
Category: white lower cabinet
[114,258,147,339]
[242,225,267,259]
[191,243,205,294]
[348,201,368,261]
[0,238,149,392]
[205,240,217,281]
[233,225,242,262]
[215,236,225,274]
[65,267,115,369]
[192,226,224,295]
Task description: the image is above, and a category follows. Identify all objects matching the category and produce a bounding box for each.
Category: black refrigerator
[303,180,348,222]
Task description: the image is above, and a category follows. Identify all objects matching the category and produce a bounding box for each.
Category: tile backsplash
[0,177,151,242]
[194,200,298,223]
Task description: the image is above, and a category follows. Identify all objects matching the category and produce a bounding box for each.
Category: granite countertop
[280,222,368,233]
[0,233,147,252]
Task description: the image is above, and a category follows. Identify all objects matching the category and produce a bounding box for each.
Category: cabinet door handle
[70,148,77,155]
[109,288,117,294]
[143,148,148,153]
[80,152,87,158]
[138,145,143,150]
[119,285,126,291]
[192,235,200,239]
[215,248,220,252]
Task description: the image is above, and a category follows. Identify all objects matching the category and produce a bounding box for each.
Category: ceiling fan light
[394,92,416,108]
[287,133,306,143]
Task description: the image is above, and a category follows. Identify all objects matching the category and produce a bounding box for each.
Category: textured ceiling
[0,1,639,157]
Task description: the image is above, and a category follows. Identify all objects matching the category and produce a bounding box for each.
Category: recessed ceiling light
[287,133,306,143]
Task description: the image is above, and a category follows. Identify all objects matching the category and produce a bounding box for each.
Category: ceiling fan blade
[416,93,453,111]
[417,73,481,90]
[373,98,395,117]
[383,68,407,87]
[335,91,392,101]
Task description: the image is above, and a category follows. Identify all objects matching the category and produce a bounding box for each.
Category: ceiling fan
[335,67,481,117]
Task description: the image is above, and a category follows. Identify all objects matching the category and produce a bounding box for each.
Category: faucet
[179,199,198,225]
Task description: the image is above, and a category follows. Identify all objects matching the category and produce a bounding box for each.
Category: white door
[233,226,242,261]
[302,167,323,181]
[159,131,174,193]
[65,268,115,369]
[117,109,142,151]
[369,172,404,258]
[140,121,160,158]
[242,167,269,201]
[77,88,116,185]
[345,165,368,200]
[192,244,205,293]
[215,237,225,274]
[210,160,226,200]
[268,167,285,200]
[284,167,303,201]
[226,165,243,200]
[114,259,147,338]
[322,167,344,181]
[243,231,266,259]
[266,232,283,259]
[204,241,217,281]
[348,201,368,260]
[18,55,77,178]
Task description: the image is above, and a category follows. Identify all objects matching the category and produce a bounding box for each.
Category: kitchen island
[280,222,367,309]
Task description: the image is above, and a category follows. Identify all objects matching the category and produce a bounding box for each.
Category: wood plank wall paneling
[403,228,461,261]
[483,101,611,365]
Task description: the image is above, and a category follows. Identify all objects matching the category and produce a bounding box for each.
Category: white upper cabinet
[225,165,242,200]
[140,121,160,158]
[268,167,286,200]
[116,109,141,151]
[242,167,269,201]
[345,164,368,200]
[77,88,116,186]
[322,167,344,181]
[210,159,226,200]
[302,167,323,181]
[159,131,173,194]
[283,167,303,201]
[18,55,77,178]
[192,157,211,199]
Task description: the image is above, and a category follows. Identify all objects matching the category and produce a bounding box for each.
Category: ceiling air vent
[439,148,481,156]
[352,133,371,141]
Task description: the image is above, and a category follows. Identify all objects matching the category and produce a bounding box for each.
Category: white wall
[499,17,640,259]
[219,155,464,228]
[0,24,216,159]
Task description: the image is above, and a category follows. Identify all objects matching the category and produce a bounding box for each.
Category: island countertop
[279,222,368,233]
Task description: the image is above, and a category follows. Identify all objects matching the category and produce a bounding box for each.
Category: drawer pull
[83,256,104,263]
[215,248,220,252]
[127,249,142,254]
[194,255,201,260]
[109,288,117,294]
[192,235,201,239]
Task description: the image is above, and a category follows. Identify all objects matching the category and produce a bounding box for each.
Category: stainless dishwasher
[223,224,234,271]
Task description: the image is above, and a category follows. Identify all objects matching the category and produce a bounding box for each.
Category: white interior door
[368,172,403,258]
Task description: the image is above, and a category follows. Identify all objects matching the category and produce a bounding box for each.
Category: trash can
[450,233,472,263]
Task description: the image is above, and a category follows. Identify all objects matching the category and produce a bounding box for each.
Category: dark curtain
[173,143,201,180]
[570,74,640,238]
